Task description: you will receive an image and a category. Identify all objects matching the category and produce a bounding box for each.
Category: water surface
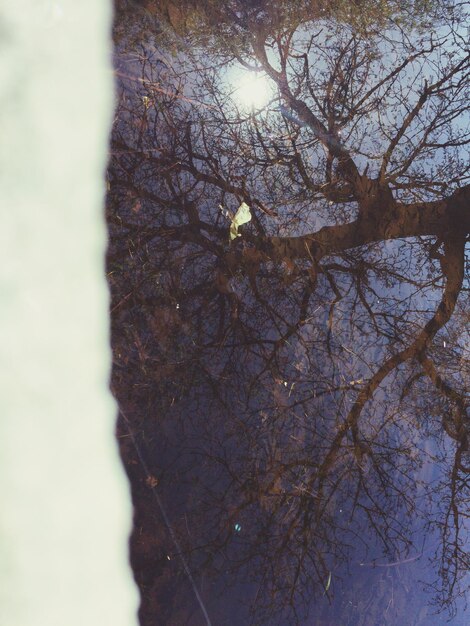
[108,3,469,624]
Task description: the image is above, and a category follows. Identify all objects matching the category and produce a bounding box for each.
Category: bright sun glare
[234,71,274,110]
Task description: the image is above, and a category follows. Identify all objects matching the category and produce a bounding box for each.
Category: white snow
[0,2,139,625]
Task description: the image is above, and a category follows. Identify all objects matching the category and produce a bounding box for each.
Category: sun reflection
[232,71,274,110]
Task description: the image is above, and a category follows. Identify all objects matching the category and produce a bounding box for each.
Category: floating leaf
[229,201,251,241]
[146,475,159,488]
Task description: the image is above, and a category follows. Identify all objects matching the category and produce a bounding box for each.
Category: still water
[108,2,469,624]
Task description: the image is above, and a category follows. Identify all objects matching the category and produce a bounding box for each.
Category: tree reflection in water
[109,2,469,624]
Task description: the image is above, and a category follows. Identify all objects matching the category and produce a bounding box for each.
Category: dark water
[108,2,469,624]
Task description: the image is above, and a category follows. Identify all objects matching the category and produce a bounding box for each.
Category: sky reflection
[109,2,469,624]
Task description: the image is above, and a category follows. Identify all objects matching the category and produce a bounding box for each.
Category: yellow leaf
[229,202,251,240]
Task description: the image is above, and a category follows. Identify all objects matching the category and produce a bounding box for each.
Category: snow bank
[0,2,139,624]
